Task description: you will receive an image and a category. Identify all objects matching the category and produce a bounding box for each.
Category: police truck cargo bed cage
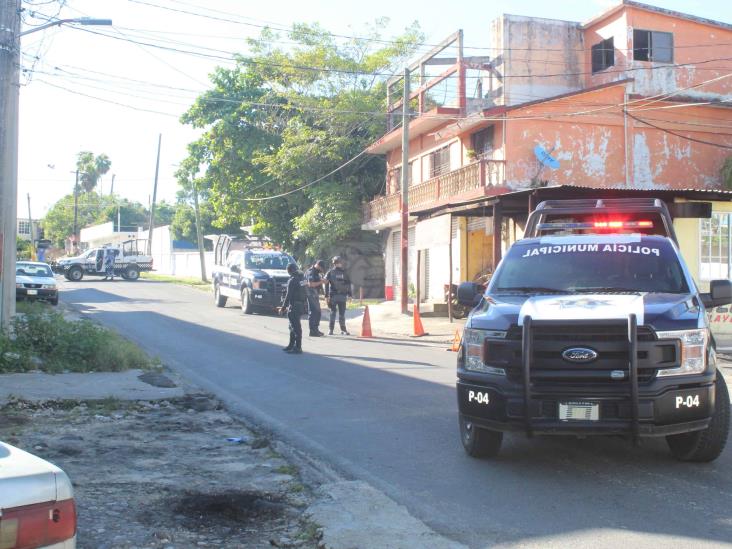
[525,198,678,242]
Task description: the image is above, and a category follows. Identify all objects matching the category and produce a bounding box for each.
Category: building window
[700,213,731,281]
[430,146,450,178]
[591,37,614,73]
[472,127,495,157]
[18,220,31,235]
[633,29,673,63]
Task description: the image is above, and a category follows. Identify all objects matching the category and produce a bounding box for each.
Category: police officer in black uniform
[305,260,326,337]
[281,263,306,354]
[324,256,352,335]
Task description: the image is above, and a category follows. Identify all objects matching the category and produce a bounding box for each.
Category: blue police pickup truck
[456,199,731,462]
[211,235,296,315]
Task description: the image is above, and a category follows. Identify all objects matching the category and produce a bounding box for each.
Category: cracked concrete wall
[504,85,732,190]
[496,14,584,106]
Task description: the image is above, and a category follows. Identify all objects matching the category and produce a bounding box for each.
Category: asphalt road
[60,279,732,548]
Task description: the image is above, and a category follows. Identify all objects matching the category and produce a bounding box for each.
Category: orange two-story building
[362,1,732,308]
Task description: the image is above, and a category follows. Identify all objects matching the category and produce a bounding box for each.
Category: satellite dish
[534,145,560,170]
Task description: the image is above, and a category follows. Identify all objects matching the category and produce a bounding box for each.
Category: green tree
[76,152,112,193]
[179,19,422,259]
[41,193,155,247]
[16,236,31,260]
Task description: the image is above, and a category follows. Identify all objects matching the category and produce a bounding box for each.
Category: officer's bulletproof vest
[330,268,349,295]
[293,273,307,302]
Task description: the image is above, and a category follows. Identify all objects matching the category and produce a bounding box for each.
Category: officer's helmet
[332,256,343,266]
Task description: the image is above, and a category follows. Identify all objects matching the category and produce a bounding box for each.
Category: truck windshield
[491,238,689,294]
[245,253,292,270]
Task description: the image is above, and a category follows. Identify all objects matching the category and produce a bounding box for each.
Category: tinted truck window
[492,237,688,294]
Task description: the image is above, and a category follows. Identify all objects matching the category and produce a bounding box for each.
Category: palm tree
[76,151,112,193]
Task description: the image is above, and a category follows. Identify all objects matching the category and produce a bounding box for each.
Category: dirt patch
[0,395,321,549]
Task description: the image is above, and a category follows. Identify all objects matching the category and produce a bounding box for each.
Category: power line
[625,111,732,150]
[128,0,732,54]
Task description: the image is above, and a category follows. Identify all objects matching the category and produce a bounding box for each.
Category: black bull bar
[522,314,640,444]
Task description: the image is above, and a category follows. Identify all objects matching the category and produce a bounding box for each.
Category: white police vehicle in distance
[456,199,731,461]
[53,240,153,282]
[0,441,76,547]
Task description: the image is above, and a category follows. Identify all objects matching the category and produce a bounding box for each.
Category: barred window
[700,213,731,281]
[18,220,31,235]
[430,146,450,178]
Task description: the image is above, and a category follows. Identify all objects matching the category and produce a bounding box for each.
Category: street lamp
[0,6,113,326]
[19,17,113,37]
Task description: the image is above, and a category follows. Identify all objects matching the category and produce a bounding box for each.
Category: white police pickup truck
[456,199,731,461]
[54,240,153,282]
[0,441,76,548]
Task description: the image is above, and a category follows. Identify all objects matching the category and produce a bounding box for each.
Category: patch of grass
[297,521,322,543]
[0,302,156,374]
[275,464,298,476]
[140,272,211,291]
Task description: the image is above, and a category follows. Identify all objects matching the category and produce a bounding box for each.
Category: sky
[16,0,730,219]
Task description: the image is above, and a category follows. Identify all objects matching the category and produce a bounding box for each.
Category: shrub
[0,303,154,373]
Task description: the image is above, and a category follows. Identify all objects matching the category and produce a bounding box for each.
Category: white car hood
[0,442,72,508]
[16,275,56,286]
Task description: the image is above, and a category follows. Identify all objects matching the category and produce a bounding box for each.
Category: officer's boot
[288,336,303,354]
[282,331,295,352]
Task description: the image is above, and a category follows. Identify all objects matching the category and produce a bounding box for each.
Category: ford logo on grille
[562,347,598,363]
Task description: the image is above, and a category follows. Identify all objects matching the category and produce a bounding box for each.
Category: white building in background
[17,218,40,242]
[141,225,213,279]
[79,221,139,249]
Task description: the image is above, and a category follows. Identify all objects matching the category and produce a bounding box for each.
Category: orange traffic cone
[412,303,428,337]
[447,329,462,352]
[359,305,373,338]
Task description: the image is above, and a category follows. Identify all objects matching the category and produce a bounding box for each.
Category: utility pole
[26,193,33,258]
[0,9,111,327]
[72,170,79,252]
[192,182,207,283]
[109,173,115,196]
[147,134,162,255]
[0,0,21,327]
[400,68,410,314]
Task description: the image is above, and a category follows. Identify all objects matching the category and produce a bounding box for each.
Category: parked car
[16,261,58,305]
[0,441,76,548]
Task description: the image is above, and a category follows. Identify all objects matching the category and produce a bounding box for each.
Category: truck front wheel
[67,265,84,282]
[459,414,503,458]
[241,288,254,314]
[666,369,730,462]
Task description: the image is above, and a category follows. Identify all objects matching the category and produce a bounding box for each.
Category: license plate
[26,289,37,295]
[559,401,599,421]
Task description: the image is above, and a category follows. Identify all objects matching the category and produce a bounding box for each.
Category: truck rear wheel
[214,284,227,308]
[67,265,84,282]
[666,369,730,462]
[459,414,503,458]
[125,265,140,281]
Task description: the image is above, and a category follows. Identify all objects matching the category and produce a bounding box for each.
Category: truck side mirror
[230,264,240,274]
[701,279,732,308]
[457,282,484,307]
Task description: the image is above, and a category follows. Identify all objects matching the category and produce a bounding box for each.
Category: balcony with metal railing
[362,158,505,229]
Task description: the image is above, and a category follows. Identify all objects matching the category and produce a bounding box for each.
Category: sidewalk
[344,300,466,345]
